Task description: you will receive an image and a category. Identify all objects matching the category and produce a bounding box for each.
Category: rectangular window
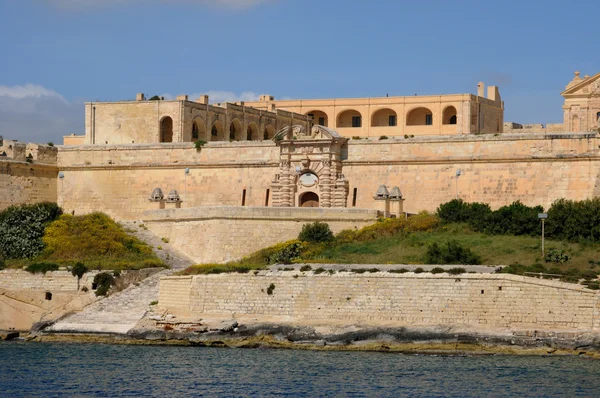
[351,116,362,128]
[265,189,270,207]
[318,117,325,126]
[425,114,433,125]
[388,115,397,126]
[241,189,247,206]
[352,188,357,207]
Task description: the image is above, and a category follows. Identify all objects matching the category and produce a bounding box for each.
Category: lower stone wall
[0,270,96,331]
[159,272,600,332]
[143,207,379,264]
[0,160,58,211]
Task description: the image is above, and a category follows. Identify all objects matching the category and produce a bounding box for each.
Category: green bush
[430,267,446,274]
[266,283,275,295]
[424,240,481,265]
[545,198,600,242]
[298,222,334,243]
[314,267,327,274]
[447,267,467,275]
[389,268,409,274]
[437,199,491,228]
[0,202,62,259]
[94,272,115,297]
[482,201,543,236]
[42,212,162,269]
[267,241,305,264]
[300,265,312,272]
[71,262,88,279]
[414,267,424,274]
[194,140,207,150]
[25,262,59,274]
[544,248,570,264]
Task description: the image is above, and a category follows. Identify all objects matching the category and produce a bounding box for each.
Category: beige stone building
[72,94,311,146]
[505,71,600,134]
[244,82,504,137]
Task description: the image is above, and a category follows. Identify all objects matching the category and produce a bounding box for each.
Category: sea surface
[1,342,600,397]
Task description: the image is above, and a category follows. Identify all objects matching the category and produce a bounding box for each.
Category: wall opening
[442,106,457,125]
[264,125,275,140]
[299,192,319,208]
[337,110,362,128]
[306,110,329,127]
[211,121,224,141]
[265,189,270,206]
[247,122,259,141]
[241,189,247,206]
[160,116,173,142]
[407,107,434,126]
[371,108,398,127]
[192,118,206,141]
[45,292,52,301]
[229,119,242,141]
[352,188,357,207]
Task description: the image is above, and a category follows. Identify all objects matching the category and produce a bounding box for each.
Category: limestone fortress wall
[159,272,600,333]
[0,140,58,211]
[55,132,600,221]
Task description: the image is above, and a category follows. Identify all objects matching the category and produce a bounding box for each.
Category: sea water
[1,342,599,397]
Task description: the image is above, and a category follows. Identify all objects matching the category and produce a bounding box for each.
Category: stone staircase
[46,221,195,334]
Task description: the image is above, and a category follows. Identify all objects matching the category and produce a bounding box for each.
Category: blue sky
[1,0,599,143]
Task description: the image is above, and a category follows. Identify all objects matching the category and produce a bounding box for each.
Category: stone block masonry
[158,272,600,333]
[142,206,379,264]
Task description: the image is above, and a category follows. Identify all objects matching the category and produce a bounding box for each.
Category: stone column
[319,159,332,208]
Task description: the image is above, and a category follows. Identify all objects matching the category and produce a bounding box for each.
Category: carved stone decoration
[149,187,164,202]
[166,190,181,203]
[270,125,349,208]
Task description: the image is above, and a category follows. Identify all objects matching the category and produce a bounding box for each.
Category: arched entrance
[160,116,173,142]
[299,192,319,207]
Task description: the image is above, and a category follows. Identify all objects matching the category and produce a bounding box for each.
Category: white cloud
[0,84,82,144]
[41,0,272,10]
[0,83,67,102]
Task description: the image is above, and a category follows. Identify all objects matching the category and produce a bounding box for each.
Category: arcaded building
[244,82,504,137]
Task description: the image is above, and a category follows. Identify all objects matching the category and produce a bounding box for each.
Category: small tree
[71,262,88,290]
[93,272,115,297]
[298,222,334,243]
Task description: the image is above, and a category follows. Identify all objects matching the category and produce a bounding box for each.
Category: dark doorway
[160,117,173,142]
[300,192,319,208]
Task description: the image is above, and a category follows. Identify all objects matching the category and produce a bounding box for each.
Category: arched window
[337,110,362,128]
[211,121,224,141]
[229,119,242,141]
[442,106,457,125]
[264,125,275,140]
[406,107,434,126]
[306,110,328,127]
[192,118,206,141]
[160,117,173,142]
[247,122,259,141]
[371,108,397,127]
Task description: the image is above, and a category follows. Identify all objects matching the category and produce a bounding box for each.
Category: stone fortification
[159,272,600,333]
[142,207,379,264]
[0,140,58,211]
[0,270,97,331]
[57,133,600,220]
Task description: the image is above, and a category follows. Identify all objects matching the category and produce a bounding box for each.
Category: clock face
[299,173,318,187]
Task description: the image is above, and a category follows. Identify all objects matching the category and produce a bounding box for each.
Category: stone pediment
[562,72,600,97]
[273,125,343,141]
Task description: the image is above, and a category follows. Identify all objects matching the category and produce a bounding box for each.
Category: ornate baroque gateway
[270,125,349,208]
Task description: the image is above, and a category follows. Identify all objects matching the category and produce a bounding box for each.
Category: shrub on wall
[436,199,491,229]
[25,262,59,274]
[267,240,305,264]
[298,222,334,243]
[424,240,481,265]
[94,272,116,296]
[0,202,62,259]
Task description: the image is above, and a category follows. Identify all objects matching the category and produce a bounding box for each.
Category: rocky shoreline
[6,320,600,359]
